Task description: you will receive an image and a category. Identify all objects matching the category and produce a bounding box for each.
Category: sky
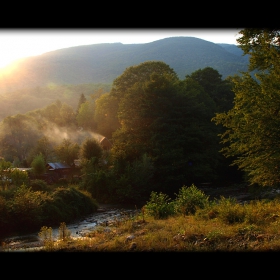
[0,28,242,69]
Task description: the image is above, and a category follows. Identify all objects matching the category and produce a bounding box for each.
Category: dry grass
[37,202,280,252]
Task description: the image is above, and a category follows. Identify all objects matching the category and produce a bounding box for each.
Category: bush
[173,184,210,215]
[144,191,175,219]
[7,183,50,232]
[30,179,50,192]
[210,196,246,224]
[10,168,29,186]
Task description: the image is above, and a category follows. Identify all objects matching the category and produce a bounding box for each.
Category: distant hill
[0,37,249,94]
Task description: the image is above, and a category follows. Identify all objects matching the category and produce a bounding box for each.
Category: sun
[0,56,20,70]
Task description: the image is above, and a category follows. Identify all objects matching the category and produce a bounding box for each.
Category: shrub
[212,196,246,224]
[173,184,210,215]
[144,191,175,219]
[7,183,50,232]
[10,168,29,186]
[30,179,50,192]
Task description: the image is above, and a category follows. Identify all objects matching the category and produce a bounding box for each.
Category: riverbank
[0,203,141,252]
[17,197,280,252]
[3,185,279,252]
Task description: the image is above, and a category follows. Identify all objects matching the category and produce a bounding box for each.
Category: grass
[12,199,280,252]
[3,184,280,252]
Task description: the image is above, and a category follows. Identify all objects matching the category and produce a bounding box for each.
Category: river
[0,203,141,252]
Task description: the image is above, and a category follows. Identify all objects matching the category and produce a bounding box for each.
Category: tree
[76,99,97,131]
[80,138,103,161]
[31,153,46,176]
[94,93,120,139]
[41,102,61,124]
[27,136,55,166]
[95,61,179,139]
[212,28,280,188]
[76,93,87,114]
[109,62,220,197]
[0,114,41,163]
[54,139,80,166]
[59,103,76,127]
[188,67,235,112]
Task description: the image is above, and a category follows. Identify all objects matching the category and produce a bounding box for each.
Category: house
[46,162,72,180]
[100,137,112,150]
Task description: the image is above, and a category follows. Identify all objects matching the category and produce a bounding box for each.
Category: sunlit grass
[33,198,280,252]
[3,185,280,252]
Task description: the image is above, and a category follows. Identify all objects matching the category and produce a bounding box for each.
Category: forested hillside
[0,83,111,121]
[0,37,248,94]
[0,63,242,204]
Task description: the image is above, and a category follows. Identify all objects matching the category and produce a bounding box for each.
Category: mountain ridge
[0,36,248,94]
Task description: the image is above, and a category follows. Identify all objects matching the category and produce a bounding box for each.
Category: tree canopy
[212,28,280,188]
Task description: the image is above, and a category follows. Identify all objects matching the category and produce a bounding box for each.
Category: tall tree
[26,136,55,165]
[59,103,76,127]
[188,67,235,112]
[76,99,97,131]
[76,93,87,114]
[212,28,280,188]
[94,93,120,139]
[0,114,41,164]
[80,137,103,161]
[54,138,80,166]
[110,61,221,197]
[31,153,46,177]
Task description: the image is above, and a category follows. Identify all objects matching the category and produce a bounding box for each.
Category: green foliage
[0,114,41,163]
[10,168,29,186]
[188,67,235,112]
[76,93,87,114]
[31,153,46,176]
[76,99,97,131]
[94,93,120,138]
[27,136,55,166]
[59,103,77,127]
[0,57,249,206]
[92,61,235,200]
[0,159,13,189]
[0,159,12,171]
[54,138,80,166]
[30,179,50,192]
[7,183,49,232]
[80,137,103,161]
[173,184,210,215]
[212,196,246,224]
[111,154,155,204]
[145,191,175,219]
[213,29,280,188]
[0,183,98,238]
[48,186,98,223]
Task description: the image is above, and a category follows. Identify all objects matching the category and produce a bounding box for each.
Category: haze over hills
[0,36,249,121]
[0,37,249,93]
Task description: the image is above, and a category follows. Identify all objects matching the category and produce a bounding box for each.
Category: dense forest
[0,83,112,121]
[0,62,241,204]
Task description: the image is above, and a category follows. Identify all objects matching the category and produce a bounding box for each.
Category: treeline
[0,83,112,121]
[0,61,242,204]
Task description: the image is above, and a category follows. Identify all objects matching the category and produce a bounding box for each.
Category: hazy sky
[0,28,243,69]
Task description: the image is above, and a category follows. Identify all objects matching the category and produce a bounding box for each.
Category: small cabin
[46,162,71,179]
[100,137,112,150]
